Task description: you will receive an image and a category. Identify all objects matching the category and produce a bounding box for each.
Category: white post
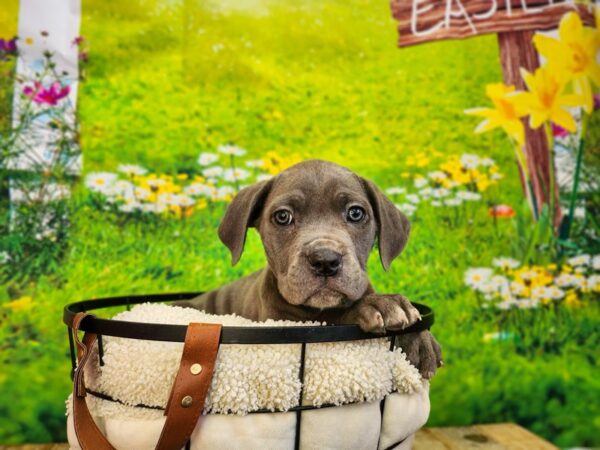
[9,0,82,214]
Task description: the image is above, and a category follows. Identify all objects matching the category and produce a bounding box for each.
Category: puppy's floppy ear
[361,178,411,271]
[218,179,273,265]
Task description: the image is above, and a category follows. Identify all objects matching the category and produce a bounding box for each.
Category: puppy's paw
[396,330,443,380]
[345,294,421,334]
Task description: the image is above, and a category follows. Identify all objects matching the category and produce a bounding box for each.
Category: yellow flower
[533,11,600,113]
[564,290,582,308]
[514,67,581,132]
[4,296,33,311]
[465,83,528,145]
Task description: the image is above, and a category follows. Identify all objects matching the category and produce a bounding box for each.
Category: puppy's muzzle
[307,248,343,277]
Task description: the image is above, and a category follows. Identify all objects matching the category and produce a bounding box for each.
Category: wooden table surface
[0,423,559,450]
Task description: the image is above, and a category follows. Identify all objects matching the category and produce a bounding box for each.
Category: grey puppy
[177,159,442,379]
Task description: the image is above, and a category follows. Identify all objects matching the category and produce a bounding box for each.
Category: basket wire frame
[65,293,433,450]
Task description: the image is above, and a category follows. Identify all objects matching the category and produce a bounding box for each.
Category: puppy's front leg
[340,294,443,379]
[340,293,421,334]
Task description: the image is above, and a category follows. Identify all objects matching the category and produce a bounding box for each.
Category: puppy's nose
[308,248,342,277]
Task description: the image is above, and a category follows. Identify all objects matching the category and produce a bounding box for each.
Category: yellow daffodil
[533,11,600,113]
[514,67,581,132]
[3,296,33,311]
[465,83,528,145]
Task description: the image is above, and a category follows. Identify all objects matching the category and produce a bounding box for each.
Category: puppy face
[218,159,410,310]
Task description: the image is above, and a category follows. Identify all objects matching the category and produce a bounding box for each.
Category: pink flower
[23,81,70,105]
[72,36,85,46]
[594,94,600,111]
[551,123,569,138]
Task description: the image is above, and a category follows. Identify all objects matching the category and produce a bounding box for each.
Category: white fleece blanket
[66,303,430,450]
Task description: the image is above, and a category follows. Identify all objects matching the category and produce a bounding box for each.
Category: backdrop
[0,0,599,447]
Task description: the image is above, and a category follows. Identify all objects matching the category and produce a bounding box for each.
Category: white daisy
[405,194,420,204]
[555,273,582,288]
[118,202,141,213]
[427,171,447,180]
[510,281,525,296]
[395,203,416,215]
[460,153,480,169]
[444,198,462,207]
[480,157,495,167]
[464,268,493,289]
[418,187,433,198]
[490,173,504,180]
[197,152,219,166]
[141,203,166,214]
[117,164,147,176]
[431,188,450,198]
[170,194,196,207]
[567,254,590,267]
[592,255,600,271]
[431,200,442,207]
[203,166,224,179]
[517,298,540,309]
[146,178,167,189]
[531,286,551,300]
[492,257,520,270]
[456,191,482,201]
[184,183,215,197]
[414,177,428,189]
[385,187,406,195]
[218,144,246,156]
[223,168,251,182]
[245,159,265,168]
[85,172,117,193]
[496,299,519,310]
[547,286,565,300]
[134,186,151,200]
[215,186,236,200]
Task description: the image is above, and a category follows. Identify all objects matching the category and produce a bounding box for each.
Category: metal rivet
[190,363,202,375]
[181,395,193,408]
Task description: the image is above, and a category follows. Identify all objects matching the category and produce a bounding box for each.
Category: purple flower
[551,123,569,138]
[0,37,18,56]
[23,81,70,105]
[72,36,85,46]
[594,94,600,112]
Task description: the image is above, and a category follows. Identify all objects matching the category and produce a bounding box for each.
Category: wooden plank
[0,424,560,450]
[413,423,559,450]
[0,445,69,450]
[392,1,594,47]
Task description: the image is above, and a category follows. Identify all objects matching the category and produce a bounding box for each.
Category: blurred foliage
[0,0,599,447]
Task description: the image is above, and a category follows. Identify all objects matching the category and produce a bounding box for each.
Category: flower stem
[560,113,588,241]
[544,122,556,233]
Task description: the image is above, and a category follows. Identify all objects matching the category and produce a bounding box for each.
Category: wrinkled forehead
[266,163,368,210]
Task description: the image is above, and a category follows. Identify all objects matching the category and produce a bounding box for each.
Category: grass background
[1,0,599,447]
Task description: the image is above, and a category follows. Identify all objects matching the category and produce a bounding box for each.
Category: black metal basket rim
[63,292,434,344]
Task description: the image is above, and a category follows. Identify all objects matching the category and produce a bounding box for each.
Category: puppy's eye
[273,209,293,226]
[347,206,365,223]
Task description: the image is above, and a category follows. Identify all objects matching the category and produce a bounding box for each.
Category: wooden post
[497,30,558,220]
[389,0,594,223]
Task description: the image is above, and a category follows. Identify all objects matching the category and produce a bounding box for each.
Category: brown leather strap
[72,313,116,450]
[156,322,221,450]
[71,313,222,450]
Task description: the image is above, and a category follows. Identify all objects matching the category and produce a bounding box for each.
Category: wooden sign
[391,0,595,47]
[390,0,596,222]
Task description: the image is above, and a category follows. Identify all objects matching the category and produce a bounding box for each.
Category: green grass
[1,0,599,446]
